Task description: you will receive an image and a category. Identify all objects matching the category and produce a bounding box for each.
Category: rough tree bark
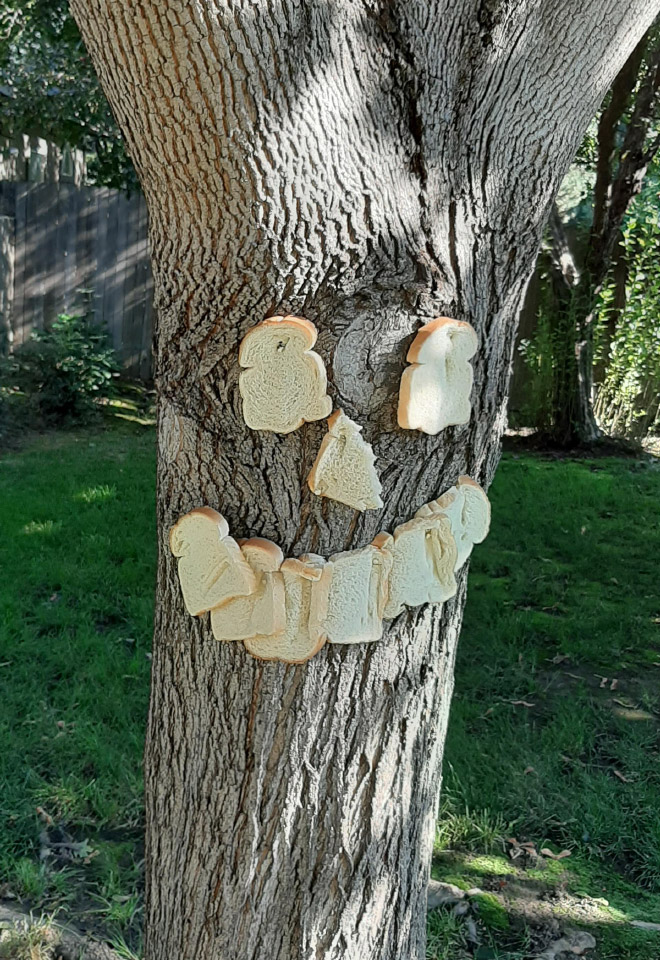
[70,2,660,958]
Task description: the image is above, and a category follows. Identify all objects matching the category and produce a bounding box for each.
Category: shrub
[8,314,119,425]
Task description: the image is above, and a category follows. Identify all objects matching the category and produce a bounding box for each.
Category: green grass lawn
[1,425,659,958]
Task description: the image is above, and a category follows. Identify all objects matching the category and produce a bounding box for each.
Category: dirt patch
[0,904,124,960]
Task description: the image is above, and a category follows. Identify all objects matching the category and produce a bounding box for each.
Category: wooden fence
[0,182,153,379]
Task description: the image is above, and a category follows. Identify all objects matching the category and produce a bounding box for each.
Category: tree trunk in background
[548,24,660,445]
[70,2,660,957]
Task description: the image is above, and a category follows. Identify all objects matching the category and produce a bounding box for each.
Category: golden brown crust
[238,537,284,571]
[372,531,394,551]
[396,366,416,430]
[306,410,344,496]
[281,557,324,581]
[169,506,227,556]
[238,314,317,365]
[405,317,476,364]
[457,475,484,492]
[325,408,344,431]
[244,634,327,664]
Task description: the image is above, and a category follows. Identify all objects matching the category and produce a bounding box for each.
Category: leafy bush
[6,314,119,424]
[595,177,660,439]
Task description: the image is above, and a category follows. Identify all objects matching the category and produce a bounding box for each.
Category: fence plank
[13,183,28,346]
[0,181,153,375]
[0,215,15,354]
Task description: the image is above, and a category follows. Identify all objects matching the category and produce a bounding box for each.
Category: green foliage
[515,265,586,435]
[0,423,153,953]
[596,176,660,438]
[0,0,136,190]
[6,314,119,424]
[2,427,660,957]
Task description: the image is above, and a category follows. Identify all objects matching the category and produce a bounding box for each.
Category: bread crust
[244,554,331,663]
[405,317,477,364]
[238,537,285,572]
[238,315,332,433]
[169,506,256,616]
[414,475,490,569]
[307,409,383,511]
[397,318,478,434]
[239,314,318,361]
[169,506,228,556]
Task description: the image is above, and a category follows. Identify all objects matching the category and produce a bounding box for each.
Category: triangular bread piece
[383,514,458,619]
[244,554,331,663]
[415,476,490,569]
[169,507,257,616]
[307,410,383,511]
[211,538,286,642]
[239,315,332,434]
[318,533,394,644]
[398,317,478,434]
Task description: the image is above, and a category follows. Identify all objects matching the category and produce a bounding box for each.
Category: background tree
[68,2,660,959]
[517,23,660,445]
[0,0,135,188]
[594,167,660,437]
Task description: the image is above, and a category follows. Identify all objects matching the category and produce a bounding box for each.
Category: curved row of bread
[170,477,490,663]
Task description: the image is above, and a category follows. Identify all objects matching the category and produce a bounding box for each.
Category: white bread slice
[238,315,332,434]
[210,538,286,642]
[415,476,490,569]
[244,554,331,663]
[319,532,394,644]
[398,317,478,434]
[382,514,458,619]
[169,507,257,616]
[307,410,383,511]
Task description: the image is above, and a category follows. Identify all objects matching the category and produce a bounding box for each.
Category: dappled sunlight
[73,484,117,504]
[22,520,62,536]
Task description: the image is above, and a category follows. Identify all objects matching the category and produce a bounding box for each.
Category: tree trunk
[70,2,660,957]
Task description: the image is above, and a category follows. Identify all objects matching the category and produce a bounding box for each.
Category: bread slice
[210,538,286,642]
[244,554,331,663]
[415,476,490,569]
[307,410,383,511]
[398,317,478,434]
[318,533,394,644]
[382,514,458,619]
[238,315,332,434]
[169,507,257,616]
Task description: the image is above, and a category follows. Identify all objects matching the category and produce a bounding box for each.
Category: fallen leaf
[540,847,572,860]
[427,880,465,910]
[465,917,480,944]
[35,807,53,826]
[524,766,536,775]
[610,678,619,691]
[509,700,535,708]
[613,770,630,783]
[537,931,596,959]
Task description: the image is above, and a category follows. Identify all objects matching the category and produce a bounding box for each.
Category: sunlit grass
[0,423,154,952]
[2,427,660,958]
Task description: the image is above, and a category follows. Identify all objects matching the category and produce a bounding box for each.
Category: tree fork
[70,2,660,957]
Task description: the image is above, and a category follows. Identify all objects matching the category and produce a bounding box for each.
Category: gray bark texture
[69,2,660,958]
